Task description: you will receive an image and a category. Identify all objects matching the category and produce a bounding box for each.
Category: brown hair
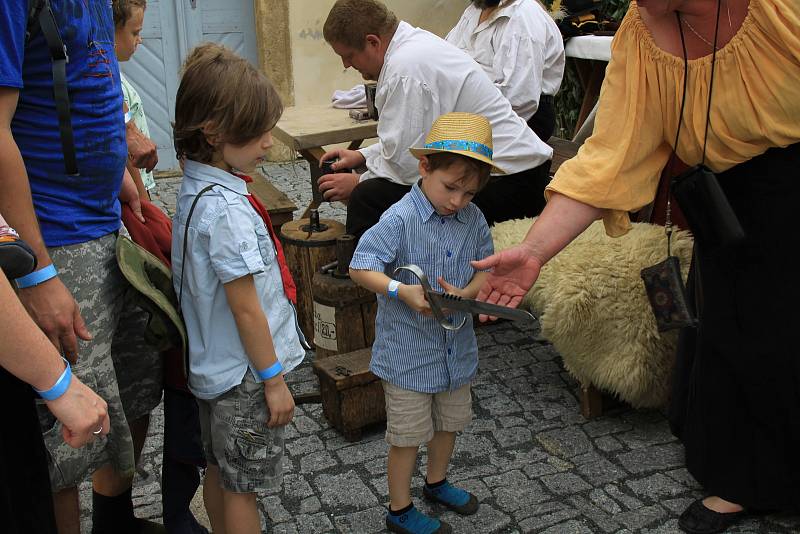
[323,0,399,50]
[112,0,146,28]
[173,43,283,164]
[425,153,492,190]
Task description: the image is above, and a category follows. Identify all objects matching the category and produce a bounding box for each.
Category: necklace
[682,0,733,50]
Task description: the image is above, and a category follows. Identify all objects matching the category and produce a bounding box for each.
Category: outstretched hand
[472,244,543,320]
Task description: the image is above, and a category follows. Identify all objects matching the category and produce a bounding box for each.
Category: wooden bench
[547,136,580,177]
[246,171,297,234]
[312,348,386,441]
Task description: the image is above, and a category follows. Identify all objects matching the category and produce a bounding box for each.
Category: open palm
[472,244,542,310]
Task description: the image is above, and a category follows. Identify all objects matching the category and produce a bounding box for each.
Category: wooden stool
[312,348,386,441]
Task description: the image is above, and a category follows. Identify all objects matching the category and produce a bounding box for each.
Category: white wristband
[387,279,401,300]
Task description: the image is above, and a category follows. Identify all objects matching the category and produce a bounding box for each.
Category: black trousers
[528,94,556,142]
[0,368,58,534]
[345,161,552,239]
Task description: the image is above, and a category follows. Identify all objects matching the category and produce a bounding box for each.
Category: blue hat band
[423,139,493,159]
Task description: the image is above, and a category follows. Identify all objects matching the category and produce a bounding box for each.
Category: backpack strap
[177,184,216,311]
[27,0,79,176]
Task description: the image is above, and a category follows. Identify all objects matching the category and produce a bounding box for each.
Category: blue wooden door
[120,0,260,171]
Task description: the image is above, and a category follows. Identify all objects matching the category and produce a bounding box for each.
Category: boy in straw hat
[350,112,499,534]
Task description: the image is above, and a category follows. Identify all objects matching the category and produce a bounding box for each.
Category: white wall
[289,0,466,106]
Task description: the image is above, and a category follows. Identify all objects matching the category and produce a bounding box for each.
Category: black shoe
[678,499,746,534]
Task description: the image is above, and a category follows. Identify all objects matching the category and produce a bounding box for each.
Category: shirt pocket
[254,222,276,268]
[397,252,435,287]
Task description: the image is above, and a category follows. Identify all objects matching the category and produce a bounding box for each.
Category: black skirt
[669,142,800,512]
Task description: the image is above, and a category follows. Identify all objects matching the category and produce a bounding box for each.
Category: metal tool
[393,264,535,331]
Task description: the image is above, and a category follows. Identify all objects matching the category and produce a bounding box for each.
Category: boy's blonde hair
[173,43,283,164]
[112,0,146,28]
[323,0,399,49]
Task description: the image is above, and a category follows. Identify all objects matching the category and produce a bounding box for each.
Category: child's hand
[263,375,295,427]
[398,284,432,316]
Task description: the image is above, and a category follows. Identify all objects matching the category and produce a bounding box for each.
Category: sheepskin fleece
[491,219,694,408]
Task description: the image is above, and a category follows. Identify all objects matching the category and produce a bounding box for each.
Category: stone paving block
[540,472,593,495]
[451,432,497,459]
[335,437,388,465]
[626,473,693,501]
[445,504,512,533]
[369,474,388,498]
[568,495,620,532]
[595,435,624,452]
[333,506,387,533]
[576,458,628,484]
[665,467,703,489]
[617,421,678,450]
[589,488,623,515]
[493,426,533,448]
[291,414,322,435]
[523,461,561,479]
[518,504,583,532]
[616,443,685,474]
[316,470,380,509]
[490,449,549,472]
[291,512,335,533]
[480,392,525,416]
[469,417,498,433]
[262,494,293,523]
[299,495,322,514]
[538,519,595,534]
[536,427,593,458]
[300,450,339,474]
[286,434,325,457]
[583,417,635,437]
[604,483,645,511]
[614,504,668,530]
[283,473,314,501]
[661,496,697,514]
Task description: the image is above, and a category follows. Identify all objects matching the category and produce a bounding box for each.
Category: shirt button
[447,348,452,355]
[441,218,446,224]
[446,250,452,257]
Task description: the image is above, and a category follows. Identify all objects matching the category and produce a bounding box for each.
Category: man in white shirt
[446,0,565,142]
[319,0,554,239]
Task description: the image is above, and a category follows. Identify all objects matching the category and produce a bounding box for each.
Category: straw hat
[409,112,505,174]
[116,236,187,363]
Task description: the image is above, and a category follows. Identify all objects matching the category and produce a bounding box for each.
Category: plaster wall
[289,1,465,105]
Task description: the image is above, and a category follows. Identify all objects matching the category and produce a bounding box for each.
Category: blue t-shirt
[0,0,126,246]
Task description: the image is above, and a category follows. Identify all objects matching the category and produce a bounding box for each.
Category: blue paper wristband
[34,357,72,401]
[387,279,401,300]
[257,361,283,380]
[16,263,58,289]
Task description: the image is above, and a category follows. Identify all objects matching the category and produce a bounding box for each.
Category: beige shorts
[382,381,472,448]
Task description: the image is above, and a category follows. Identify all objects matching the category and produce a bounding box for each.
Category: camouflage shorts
[197,372,285,493]
[37,233,163,491]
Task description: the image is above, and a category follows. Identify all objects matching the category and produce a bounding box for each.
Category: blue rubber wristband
[15,263,58,289]
[387,279,401,300]
[34,357,72,401]
[257,361,283,380]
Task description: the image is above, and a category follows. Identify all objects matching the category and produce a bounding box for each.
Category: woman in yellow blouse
[475,1,800,532]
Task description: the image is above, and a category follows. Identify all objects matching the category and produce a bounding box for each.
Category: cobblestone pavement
[76,161,800,533]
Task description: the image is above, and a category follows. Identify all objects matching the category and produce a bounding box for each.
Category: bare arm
[223,275,294,427]
[472,193,603,311]
[349,268,431,315]
[0,273,109,447]
[0,87,90,362]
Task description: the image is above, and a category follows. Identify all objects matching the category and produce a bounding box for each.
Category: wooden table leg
[299,141,365,219]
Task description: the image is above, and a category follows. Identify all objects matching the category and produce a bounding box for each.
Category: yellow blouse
[548,0,800,236]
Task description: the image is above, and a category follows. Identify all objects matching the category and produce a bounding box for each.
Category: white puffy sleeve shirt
[445,0,565,121]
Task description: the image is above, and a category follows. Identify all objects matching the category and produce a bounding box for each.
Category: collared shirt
[121,74,155,191]
[445,0,565,121]
[171,160,306,400]
[350,182,494,393]
[358,21,552,186]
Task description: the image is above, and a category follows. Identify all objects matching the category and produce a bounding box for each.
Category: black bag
[671,164,744,251]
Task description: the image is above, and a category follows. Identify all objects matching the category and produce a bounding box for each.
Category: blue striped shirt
[350,182,494,393]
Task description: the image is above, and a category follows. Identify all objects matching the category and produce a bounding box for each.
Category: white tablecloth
[564,35,613,62]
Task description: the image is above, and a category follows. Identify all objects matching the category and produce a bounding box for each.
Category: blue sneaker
[385,505,452,534]
[422,480,479,515]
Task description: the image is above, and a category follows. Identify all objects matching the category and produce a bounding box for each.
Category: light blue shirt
[171,160,306,400]
[350,182,494,393]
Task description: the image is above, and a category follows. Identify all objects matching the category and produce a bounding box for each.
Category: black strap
[666,1,721,255]
[28,0,79,176]
[177,184,215,379]
[178,185,215,311]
